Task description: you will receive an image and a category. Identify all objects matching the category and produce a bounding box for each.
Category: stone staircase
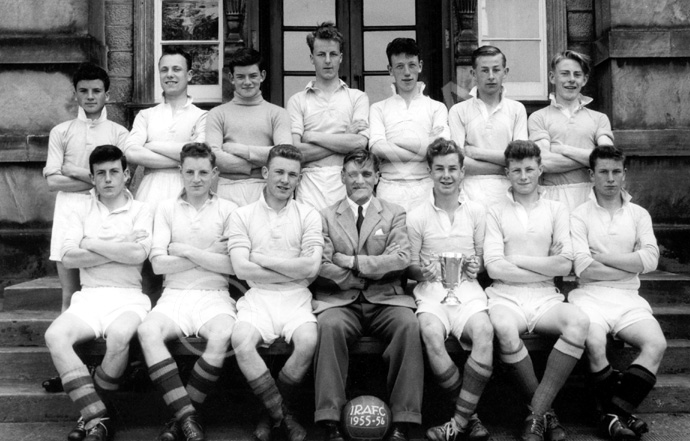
[1,273,690,439]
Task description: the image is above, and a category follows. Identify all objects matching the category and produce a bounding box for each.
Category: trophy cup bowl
[439,252,464,306]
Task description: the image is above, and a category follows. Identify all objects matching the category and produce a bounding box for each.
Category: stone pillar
[222,0,247,101]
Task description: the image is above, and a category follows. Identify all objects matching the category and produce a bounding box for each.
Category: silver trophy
[439,252,465,305]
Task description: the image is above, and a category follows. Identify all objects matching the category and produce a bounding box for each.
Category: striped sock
[531,336,584,415]
[611,364,656,416]
[452,357,493,430]
[148,358,195,420]
[94,366,120,392]
[187,356,223,410]
[276,368,301,411]
[249,370,284,423]
[500,340,539,403]
[435,364,462,400]
[61,365,107,423]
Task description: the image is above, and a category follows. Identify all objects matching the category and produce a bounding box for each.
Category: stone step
[3,413,690,441]
[2,278,62,312]
[1,373,688,424]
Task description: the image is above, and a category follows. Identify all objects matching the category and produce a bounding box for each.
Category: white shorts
[461,175,511,209]
[217,177,265,207]
[296,166,346,212]
[236,287,316,346]
[568,285,655,336]
[486,283,564,333]
[542,182,593,212]
[414,280,488,350]
[50,191,90,261]
[376,177,432,213]
[135,168,183,212]
[152,288,237,337]
[65,287,151,338]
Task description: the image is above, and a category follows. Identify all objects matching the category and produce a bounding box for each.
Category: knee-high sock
[500,340,539,404]
[588,365,620,413]
[611,364,656,416]
[62,365,107,423]
[435,364,462,401]
[249,370,284,423]
[93,365,121,411]
[149,358,195,420]
[531,336,584,415]
[187,356,223,410]
[452,357,493,430]
[276,368,301,412]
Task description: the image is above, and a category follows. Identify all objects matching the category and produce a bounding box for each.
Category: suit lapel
[358,197,382,251]
[335,199,358,251]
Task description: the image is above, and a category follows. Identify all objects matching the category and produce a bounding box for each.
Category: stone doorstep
[5,271,690,312]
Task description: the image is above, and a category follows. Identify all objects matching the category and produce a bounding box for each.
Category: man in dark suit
[312,148,423,441]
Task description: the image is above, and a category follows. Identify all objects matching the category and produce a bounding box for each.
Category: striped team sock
[249,370,284,423]
[187,356,223,410]
[611,364,656,416]
[531,336,584,415]
[452,357,493,430]
[148,358,195,420]
[500,340,539,403]
[61,365,107,423]
[435,364,462,400]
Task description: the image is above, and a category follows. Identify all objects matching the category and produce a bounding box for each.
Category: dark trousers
[314,299,424,424]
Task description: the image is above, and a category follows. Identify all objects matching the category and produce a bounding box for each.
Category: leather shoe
[323,421,345,441]
[386,423,409,441]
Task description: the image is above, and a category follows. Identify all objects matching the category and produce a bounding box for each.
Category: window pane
[284,76,314,104]
[487,40,542,83]
[363,30,416,71]
[365,75,395,105]
[162,1,219,41]
[363,0,415,26]
[284,0,335,26]
[284,32,314,71]
[481,0,540,39]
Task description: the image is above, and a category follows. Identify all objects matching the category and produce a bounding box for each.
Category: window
[153,0,224,102]
[478,0,547,100]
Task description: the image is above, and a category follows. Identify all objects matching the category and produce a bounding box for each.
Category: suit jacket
[312,196,415,314]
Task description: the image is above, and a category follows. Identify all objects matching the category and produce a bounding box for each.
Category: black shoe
[83,417,113,441]
[627,414,648,436]
[323,421,345,441]
[386,423,409,441]
[467,414,490,441]
[43,375,63,393]
[521,410,545,441]
[425,421,463,441]
[67,416,86,441]
[544,410,566,441]
[599,414,636,441]
[281,413,307,441]
[180,414,205,441]
[254,414,273,441]
[157,418,181,441]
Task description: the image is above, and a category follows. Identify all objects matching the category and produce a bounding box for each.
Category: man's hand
[346,119,369,134]
[464,256,480,280]
[463,145,479,159]
[333,252,353,269]
[420,257,440,282]
[124,229,149,243]
[429,126,445,138]
[549,241,563,257]
[205,236,229,255]
[550,142,565,155]
[300,247,315,257]
[168,242,195,258]
[80,237,95,251]
[383,242,401,255]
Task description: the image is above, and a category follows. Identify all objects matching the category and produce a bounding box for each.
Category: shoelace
[606,414,621,435]
[182,418,202,437]
[441,421,459,440]
[74,417,86,430]
[86,418,109,436]
[546,412,562,430]
[527,414,545,434]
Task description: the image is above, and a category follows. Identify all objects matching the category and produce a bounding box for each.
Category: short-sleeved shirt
[287,79,370,168]
[484,189,573,288]
[206,93,292,179]
[123,97,206,164]
[571,190,659,290]
[151,191,238,291]
[227,192,324,291]
[370,83,450,180]
[529,94,613,185]
[449,88,528,173]
[407,194,486,266]
[44,107,129,178]
[61,189,153,289]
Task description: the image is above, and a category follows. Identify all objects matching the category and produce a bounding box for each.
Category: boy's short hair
[89,145,127,174]
[551,50,591,77]
[160,46,193,71]
[472,45,507,68]
[306,22,344,53]
[342,148,380,173]
[504,140,542,166]
[228,47,263,74]
[267,144,303,169]
[386,37,420,65]
[589,145,626,170]
[426,138,464,168]
[180,142,216,168]
[73,63,110,91]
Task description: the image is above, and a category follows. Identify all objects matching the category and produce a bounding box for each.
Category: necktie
[356,205,364,234]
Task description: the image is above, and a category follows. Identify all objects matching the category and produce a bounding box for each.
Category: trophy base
[441,295,462,306]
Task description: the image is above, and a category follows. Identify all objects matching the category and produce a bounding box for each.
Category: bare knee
[420,325,446,359]
[490,311,521,349]
[640,335,667,364]
[562,310,590,343]
[470,316,495,352]
[45,324,69,353]
[106,325,136,352]
[137,320,163,346]
[231,326,259,359]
